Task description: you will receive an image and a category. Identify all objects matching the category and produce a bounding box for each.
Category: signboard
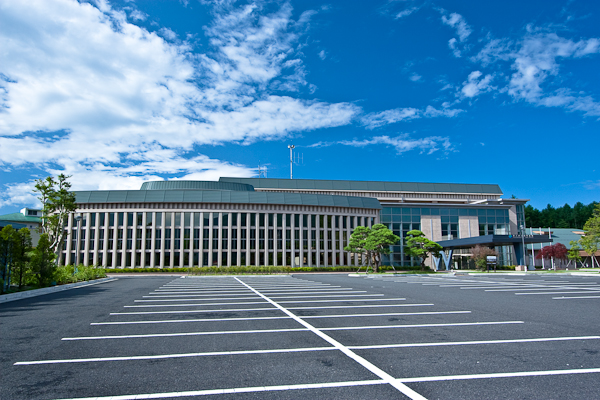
[486,256,497,264]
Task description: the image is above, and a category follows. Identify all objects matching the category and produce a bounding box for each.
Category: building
[0,208,42,244]
[65,177,549,269]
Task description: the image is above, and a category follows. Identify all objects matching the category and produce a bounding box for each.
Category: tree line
[525,201,598,229]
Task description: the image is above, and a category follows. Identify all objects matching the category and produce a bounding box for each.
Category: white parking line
[110,307,279,315]
[349,336,600,349]
[397,367,600,383]
[515,291,600,295]
[553,295,600,299]
[320,321,524,331]
[124,301,269,308]
[62,327,311,340]
[234,277,427,400]
[54,379,387,400]
[14,346,336,365]
[303,311,471,319]
[288,303,433,310]
[91,316,292,325]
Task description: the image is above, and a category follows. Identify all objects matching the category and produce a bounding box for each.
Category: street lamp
[74,215,82,274]
[520,224,526,272]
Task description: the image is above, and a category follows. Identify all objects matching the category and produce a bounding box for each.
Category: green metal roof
[526,228,584,249]
[219,177,503,195]
[0,212,41,223]
[140,180,254,192]
[73,190,381,209]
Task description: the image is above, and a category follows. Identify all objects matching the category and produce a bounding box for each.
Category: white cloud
[318,50,326,60]
[340,135,453,155]
[395,7,418,19]
[361,106,463,129]
[472,30,600,116]
[0,0,360,208]
[409,73,422,82]
[508,33,600,102]
[441,12,471,42]
[460,71,494,98]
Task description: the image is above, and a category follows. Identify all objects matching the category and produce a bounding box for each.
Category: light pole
[74,215,82,274]
[288,144,295,179]
[520,224,526,272]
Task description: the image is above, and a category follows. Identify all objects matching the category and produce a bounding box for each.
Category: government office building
[63,177,546,270]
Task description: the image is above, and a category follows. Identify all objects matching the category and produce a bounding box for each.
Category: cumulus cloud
[471,30,600,116]
[0,0,359,208]
[361,106,463,129]
[460,71,495,98]
[441,12,471,42]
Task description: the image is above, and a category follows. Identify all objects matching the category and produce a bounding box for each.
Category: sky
[1,0,599,215]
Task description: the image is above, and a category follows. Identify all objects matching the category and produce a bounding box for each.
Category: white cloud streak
[361,106,464,129]
[340,135,453,155]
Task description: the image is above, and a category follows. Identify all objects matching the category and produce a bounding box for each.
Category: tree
[0,225,17,293]
[567,240,583,268]
[364,224,400,272]
[344,226,371,270]
[344,224,400,273]
[581,203,600,267]
[13,228,33,289]
[536,243,568,269]
[404,230,442,270]
[470,245,497,271]
[34,174,77,262]
[30,233,56,287]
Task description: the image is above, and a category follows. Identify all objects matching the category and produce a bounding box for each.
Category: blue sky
[1,0,599,215]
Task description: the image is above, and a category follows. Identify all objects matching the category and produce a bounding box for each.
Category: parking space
[3,273,600,399]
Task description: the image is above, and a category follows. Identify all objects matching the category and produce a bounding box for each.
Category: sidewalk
[0,277,116,304]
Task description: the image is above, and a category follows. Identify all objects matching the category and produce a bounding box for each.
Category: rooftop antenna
[258,163,267,178]
[287,145,295,179]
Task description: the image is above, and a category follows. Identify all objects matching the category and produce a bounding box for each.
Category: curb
[0,277,117,304]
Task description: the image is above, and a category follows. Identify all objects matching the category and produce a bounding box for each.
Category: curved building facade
[64,180,380,268]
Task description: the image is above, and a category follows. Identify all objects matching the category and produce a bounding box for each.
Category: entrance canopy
[437,234,552,250]
[434,234,552,270]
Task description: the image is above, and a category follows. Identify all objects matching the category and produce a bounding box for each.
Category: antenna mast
[287,144,295,179]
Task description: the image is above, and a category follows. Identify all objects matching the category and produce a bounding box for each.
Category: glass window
[175,213,181,226]
[260,213,265,227]
[203,213,209,227]
[136,213,142,226]
[241,213,247,226]
[118,212,124,226]
[213,214,219,226]
[184,212,191,227]
[156,213,162,226]
[165,213,172,227]
[193,212,200,227]
[222,213,228,227]
[232,213,238,226]
[108,213,115,226]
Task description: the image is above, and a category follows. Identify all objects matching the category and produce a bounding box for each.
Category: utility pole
[288,144,295,179]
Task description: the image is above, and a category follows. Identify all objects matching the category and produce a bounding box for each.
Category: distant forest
[525,202,598,229]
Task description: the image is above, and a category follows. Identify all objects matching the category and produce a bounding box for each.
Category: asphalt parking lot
[2,273,600,399]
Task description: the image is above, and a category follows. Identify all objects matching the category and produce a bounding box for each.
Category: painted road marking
[553,295,600,299]
[109,307,279,315]
[91,316,292,325]
[62,328,311,340]
[14,346,336,365]
[287,303,432,310]
[234,277,427,400]
[319,321,524,331]
[53,379,387,400]
[397,367,600,383]
[349,336,600,349]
